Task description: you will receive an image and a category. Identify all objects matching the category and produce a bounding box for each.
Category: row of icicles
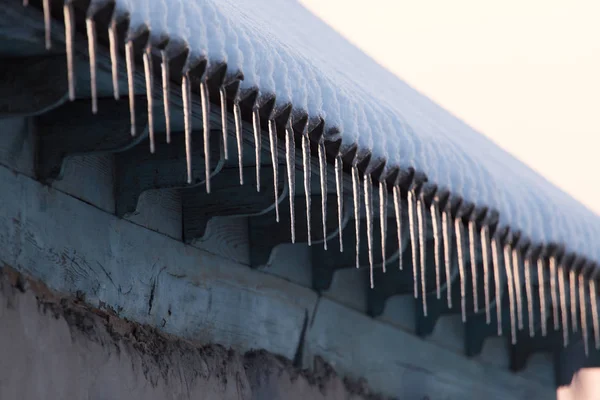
[26,0,600,356]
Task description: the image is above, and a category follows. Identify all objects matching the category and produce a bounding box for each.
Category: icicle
[379,181,388,272]
[182,74,193,184]
[86,18,98,114]
[161,50,171,143]
[393,186,402,271]
[481,225,491,324]
[285,121,296,243]
[64,4,76,101]
[200,81,211,193]
[252,108,262,192]
[143,48,155,153]
[335,155,344,252]
[550,256,559,330]
[219,87,228,159]
[569,268,578,333]
[537,258,547,336]
[417,196,427,316]
[234,101,243,185]
[503,244,517,345]
[302,133,312,246]
[558,263,569,347]
[579,272,589,356]
[524,256,534,337]
[442,208,452,308]
[23,0,28,7]
[43,0,51,50]
[109,21,120,100]
[491,235,502,335]
[512,248,524,331]
[364,174,375,288]
[455,218,467,322]
[590,278,599,349]
[125,41,136,137]
[431,202,441,300]
[318,140,327,249]
[468,221,478,313]
[352,165,361,268]
[408,189,418,299]
[268,119,280,222]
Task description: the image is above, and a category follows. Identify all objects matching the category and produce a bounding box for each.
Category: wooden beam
[35,97,148,182]
[182,166,287,242]
[114,130,224,217]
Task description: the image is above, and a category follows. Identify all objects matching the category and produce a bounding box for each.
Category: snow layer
[111,0,600,261]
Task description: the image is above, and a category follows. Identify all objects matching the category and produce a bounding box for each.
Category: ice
[417,196,427,315]
[442,208,452,308]
[86,19,98,114]
[64,4,75,101]
[162,51,171,143]
[481,225,491,324]
[491,236,503,335]
[43,0,50,50]
[143,48,155,153]
[550,256,560,331]
[364,174,374,288]
[590,279,599,349]
[431,202,441,299]
[503,243,517,344]
[455,218,466,322]
[219,87,228,158]
[335,155,344,251]
[408,190,418,298]
[524,255,534,337]
[234,100,244,185]
[393,185,402,271]
[579,272,589,355]
[318,140,327,249]
[558,263,569,346]
[252,108,262,192]
[125,41,136,137]
[468,221,478,312]
[570,268,578,333]
[512,249,524,331]
[182,74,193,184]
[537,258,547,336]
[379,181,387,272]
[286,121,296,242]
[352,165,360,268]
[302,133,311,245]
[200,81,211,192]
[269,119,280,222]
[108,21,120,100]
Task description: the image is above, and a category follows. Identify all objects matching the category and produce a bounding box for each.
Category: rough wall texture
[0,267,388,400]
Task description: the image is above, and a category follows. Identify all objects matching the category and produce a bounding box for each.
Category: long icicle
[268,119,280,222]
[503,243,517,345]
[524,255,534,337]
[590,278,599,349]
[455,218,466,322]
[417,196,427,316]
[558,263,569,347]
[491,235,502,335]
[550,256,560,330]
[579,272,589,356]
[537,258,547,336]
[161,50,171,143]
[86,18,98,114]
[43,0,51,49]
[302,132,311,246]
[200,81,211,193]
[109,20,120,100]
[125,41,136,136]
[442,208,452,308]
[318,140,327,249]
[234,101,243,185]
[512,248,524,331]
[143,48,155,153]
[393,185,403,271]
[408,189,418,298]
[219,87,228,159]
[469,220,478,313]
[379,181,388,273]
[431,201,441,299]
[570,268,578,333]
[335,155,344,252]
[252,108,262,192]
[352,165,361,268]
[64,4,76,101]
[364,174,375,288]
[182,74,193,184]
[481,225,491,324]
[285,121,296,242]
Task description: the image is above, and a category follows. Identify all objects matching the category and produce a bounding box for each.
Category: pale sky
[300,0,600,215]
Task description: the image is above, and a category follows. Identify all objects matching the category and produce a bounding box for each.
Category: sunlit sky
[300,0,600,216]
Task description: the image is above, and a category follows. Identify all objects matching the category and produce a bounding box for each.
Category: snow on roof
[106,0,599,262]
